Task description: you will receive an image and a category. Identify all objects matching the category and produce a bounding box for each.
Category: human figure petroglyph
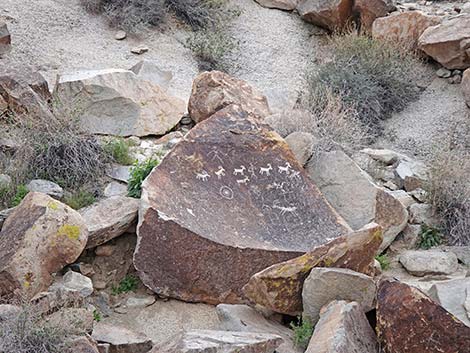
[259,164,273,176]
[278,162,292,174]
[237,176,250,185]
[215,166,226,179]
[233,166,246,176]
[208,150,224,164]
[196,170,210,182]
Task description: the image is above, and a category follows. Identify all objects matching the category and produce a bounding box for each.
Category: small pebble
[436,68,451,78]
[115,30,127,40]
[131,45,149,55]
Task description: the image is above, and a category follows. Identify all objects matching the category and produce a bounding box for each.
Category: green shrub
[375,254,390,271]
[64,190,96,210]
[11,185,29,207]
[127,158,160,198]
[104,138,134,165]
[93,310,102,322]
[112,275,139,295]
[418,224,442,250]
[290,317,314,350]
[306,33,421,136]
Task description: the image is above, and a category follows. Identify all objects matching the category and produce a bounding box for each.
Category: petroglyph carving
[215,166,226,179]
[196,170,210,182]
[237,176,250,185]
[233,166,246,176]
[278,162,292,174]
[259,164,273,176]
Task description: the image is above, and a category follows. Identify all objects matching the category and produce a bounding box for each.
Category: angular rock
[284,131,315,166]
[126,294,156,308]
[243,223,382,315]
[0,174,11,188]
[408,203,437,225]
[67,336,100,353]
[0,207,13,231]
[27,179,64,198]
[151,330,283,353]
[305,301,378,353]
[45,307,94,335]
[107,165,131,183]
[307,150,408,252]
[377,279,470,353]
[217,304,301,353]
[0,22,11,55]
[462,68,470,107]
[135,105,349,305]
[444,246,470,266]
[80,196,139,249]
[372,11,441,50]
[188,71,271,123]
[50,270,94,298]
[103,182,128,198]
[129,60,173,91]
[399,250,459,276]
[418,15,470,70]
[297,0,353,32]
[387,190,416,208]
[92,323,153,353]
[359,148,406,165]
[0,192,88,298]
[302,268,376,325]
[0,304,21,321]
[429,278,470,327]
[354,0,394,32]
[254,0,299,11]
[395,159,428,192]
[55,69,185,137]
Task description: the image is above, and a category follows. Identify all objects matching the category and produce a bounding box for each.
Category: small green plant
[112,275,139,295]
[127,158,160,198]
[418,224,442,250]
[64,190,96,210]
[11,184,29,207]
[93,309,102,322]
[104,138,135,165]
[375,254,390,271]
[290,317,314,350]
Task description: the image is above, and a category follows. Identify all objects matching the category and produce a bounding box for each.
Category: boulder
[50,270,94,298]
[0,192,88,298]
[107,165,131,183]
[377,279,470,353]
[91,323,153,353]
[284,131,316,166]
[151,330,283,353]
[297,0,353,31]
[45,307,94,335]
[26,179,64,198]
[0,207,13,231]
[394,159,428,192]
[129,60,173,91]
[306,150,408,252]
[55,69,185,137]
[305,301,378,353]
[418,15,470,70]
[67,336,100,353]
[359,148,406,165]
[399,250,459,276]
[0,304,21,321]
[428,278,470,327]
[134,104,348,305]
[302,268,376,325]
[188,71,271,123]
[254,0,299,11]
[387,190,416,209]
[80,196,139,249]
[0,22,11,55]
[373,11,441,50]
[462,68,470,107]
[217,304,301,353]
[243,223,382,315]
[408,203,438,225]
[103,182,128,198]
[354,0,394,32]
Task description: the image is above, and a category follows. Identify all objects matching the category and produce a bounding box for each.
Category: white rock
[399,250,459,276]
[107,165,132,183]
[387,189,417,208]
[51,271,93,298]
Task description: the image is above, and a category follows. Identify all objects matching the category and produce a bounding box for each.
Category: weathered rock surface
[297,0,353,31]
[151,330,283,353]
[27,179,64,198]
[46,307,94,335]
[217,304,301,353]
[0,207,13,230]
[129,60,173,91]
[80,196,139,249]
[50,270,94,298]
[243,223,382,315]
[429,278,470,327]
[255,0,299,10]
[0,22,11,55]
[377,279,470,353]
[399,250,458,276]
[135,104,348,305]
[0,192,88,298]
[354,0,394,32]
[67,336,100,353]
[418,14,470,69]
[395,159,428,192]
[188,71,271,123]
[462,68,470,107]
[373,11,441,50]
[307,150,408,252]
[302,268,376,324]
[92,322,153,353]
[284,131,315,166]
[55,69,185,137]
[103,182,128,198]
[305,301,378,353]
[0,304,21,321]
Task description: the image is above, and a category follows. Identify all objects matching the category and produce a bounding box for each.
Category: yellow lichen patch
[373,229,383,242]
[57,224,81,241]
[47,201,59,210]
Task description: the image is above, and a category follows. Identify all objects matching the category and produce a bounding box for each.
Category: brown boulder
[134,104,349,305]
[243,223,382,316]
[418,15,470,69]
[377,279,470,353]
[372,11,441,50]
[297,0,353,31]
[462,69,470,107]
[0,192,88,299]
[354,0,394,32]
[188,71,271,123]
[0,22,11,55]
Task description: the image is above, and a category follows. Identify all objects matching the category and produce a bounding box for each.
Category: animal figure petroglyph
[215,166,226,179]
[237,176,250,185]
[233,166,246,176]
[196,170,210,182]
[259,164,273,176]
[273,204,298,216]
[289,171,301,180]
[278,162,292,174]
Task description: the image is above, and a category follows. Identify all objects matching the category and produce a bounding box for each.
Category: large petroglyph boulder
[134,104,349,305]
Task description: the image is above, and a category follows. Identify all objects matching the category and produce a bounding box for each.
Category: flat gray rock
[400,250,459,276]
